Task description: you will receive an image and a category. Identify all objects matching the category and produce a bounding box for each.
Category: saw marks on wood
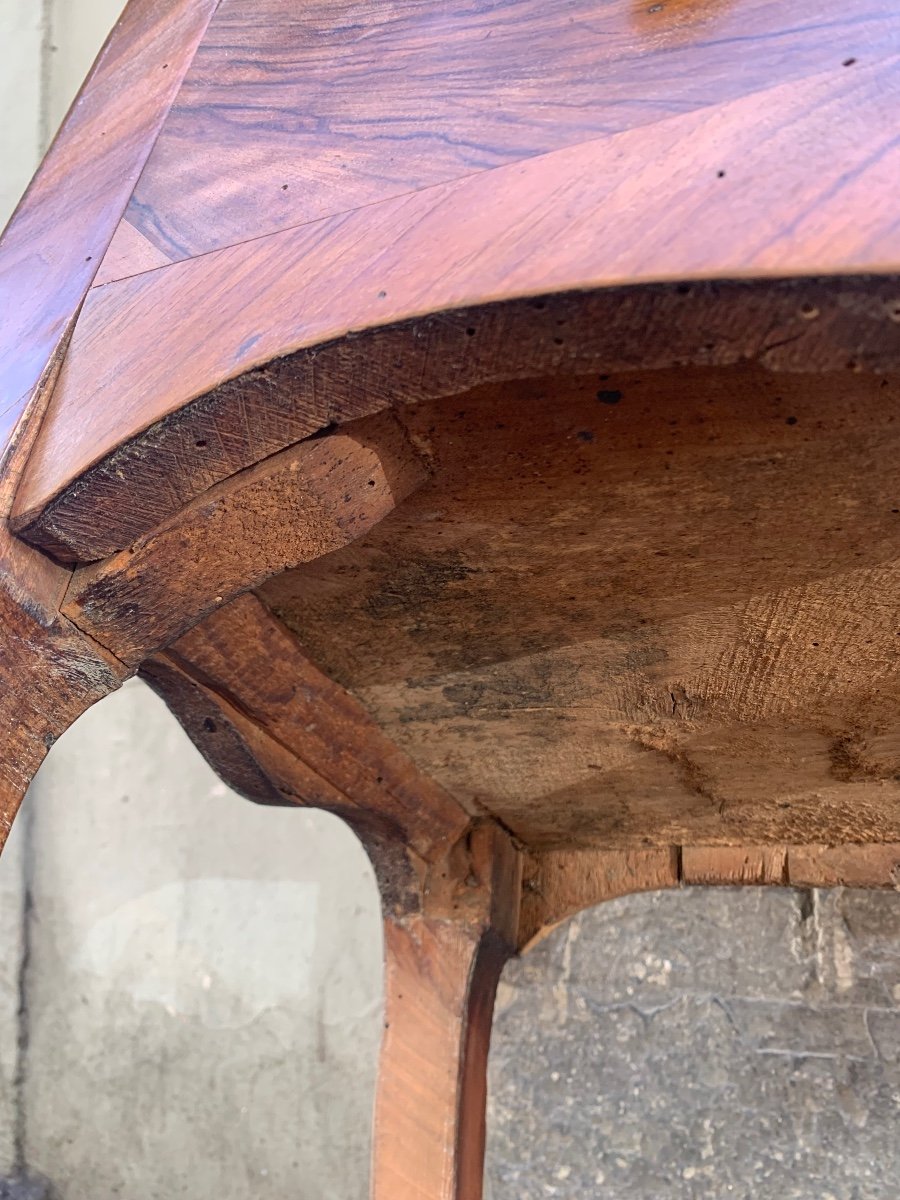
[261,362,900,850]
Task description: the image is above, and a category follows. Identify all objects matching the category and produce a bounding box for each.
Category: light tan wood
[787,843,900,888]
[520,848,681,949]
[521,843,900,948]
[681,845,788,886]
[258,364,900,850]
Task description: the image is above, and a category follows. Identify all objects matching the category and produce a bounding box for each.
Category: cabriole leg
[371,826,521,1200]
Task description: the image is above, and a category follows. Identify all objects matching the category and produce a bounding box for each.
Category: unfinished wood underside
[4,0,900,900]
[7,6,900,1196]
[259,362,900,851]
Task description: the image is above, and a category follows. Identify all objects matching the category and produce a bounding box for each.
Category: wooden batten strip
[520,843,900,949]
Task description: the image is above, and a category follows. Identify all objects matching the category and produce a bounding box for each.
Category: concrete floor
[488,886,900,1199]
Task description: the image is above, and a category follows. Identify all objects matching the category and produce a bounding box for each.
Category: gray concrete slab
[487,886,900,1199]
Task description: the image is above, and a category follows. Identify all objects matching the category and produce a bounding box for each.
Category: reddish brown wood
[0,0,217,454]
[373,825,521,1200]
[374,918,506,1200]
[104,0,900,269]
[143,594,471,866]
[13,0,900,558]
[63,411,428,664]
[0,0,216,848]
[15,289,900,563]
[6,6,900,1193]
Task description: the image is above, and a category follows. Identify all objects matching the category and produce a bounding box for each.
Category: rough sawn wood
[6,2,900,1197]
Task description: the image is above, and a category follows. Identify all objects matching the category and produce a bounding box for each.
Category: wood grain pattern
[787,844,900,888]
[92,218,170,285]
[143,593,471,866]
[681,845,788,886]
[14,2,900,559]
[106,0,900,269]
[260,364,900,850]
[0,355,123,857]
[16,273,900,561]
[8,8,900,1193]
[63,411,428,664]
[0,0,216,849]
[374,918,505,1200]
[373,825,520,1200]
[519,847,680,949]
[0,0,218,456]
[520,843,900,948]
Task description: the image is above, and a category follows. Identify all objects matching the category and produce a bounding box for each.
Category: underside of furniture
[3,1,900,1195]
